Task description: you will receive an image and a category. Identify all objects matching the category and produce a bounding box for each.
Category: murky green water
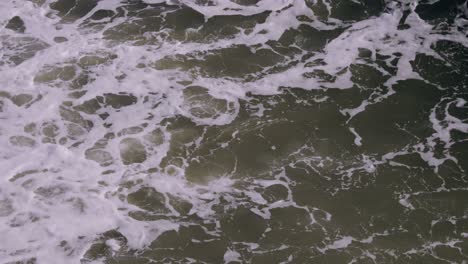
[1,0,468,263]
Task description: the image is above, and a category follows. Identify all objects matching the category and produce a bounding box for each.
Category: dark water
[0,0,468,263]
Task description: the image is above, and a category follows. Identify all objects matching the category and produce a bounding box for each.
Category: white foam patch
[0,144,177,263]
[320,236,354,252]
[223,248,242,263]
[349,127,362,146]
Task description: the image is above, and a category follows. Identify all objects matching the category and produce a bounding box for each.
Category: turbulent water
[1,0,468,263]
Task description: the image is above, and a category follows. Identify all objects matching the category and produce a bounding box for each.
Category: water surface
[1,0,468,263]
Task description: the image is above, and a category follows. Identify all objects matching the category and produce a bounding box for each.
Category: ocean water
[0,0,468,263]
